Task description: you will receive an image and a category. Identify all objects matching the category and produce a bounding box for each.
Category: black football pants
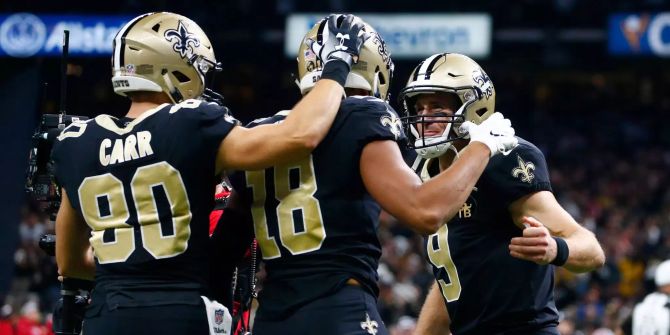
[82,302,209,334]
[253,285,388,335]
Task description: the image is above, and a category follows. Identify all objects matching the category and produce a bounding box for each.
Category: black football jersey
[419,138,559,335]
[228,96,407,320]
[51,100,237,307]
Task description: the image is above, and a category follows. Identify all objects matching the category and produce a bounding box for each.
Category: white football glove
[459,112,518,157]
[308,14,368,69]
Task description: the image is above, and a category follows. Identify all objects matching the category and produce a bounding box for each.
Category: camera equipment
[25,30,86,219]
[31,30,91,335]
[38,234,56,256]
[27,115,87,219]
[39,233,93,335]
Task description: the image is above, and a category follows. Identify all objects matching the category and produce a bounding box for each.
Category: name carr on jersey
[99,130,154,166]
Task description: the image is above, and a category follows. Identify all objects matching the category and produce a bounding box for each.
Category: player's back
[52,100,237,308]
[421,138,559,334]
[230,96,405,320]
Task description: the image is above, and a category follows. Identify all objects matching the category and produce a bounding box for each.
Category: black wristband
[320,60,350,87]
[551,237,569,266]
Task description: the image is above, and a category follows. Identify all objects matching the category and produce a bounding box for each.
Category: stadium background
[1,0,669,334]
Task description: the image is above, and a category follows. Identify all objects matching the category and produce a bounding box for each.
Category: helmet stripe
[421,53,445,80]
[412,61,425,81]
[315,18,327,44]
[113,13,152,70]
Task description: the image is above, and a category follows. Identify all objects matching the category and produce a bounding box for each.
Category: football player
[225,17,518,335]
[52,12,366,334]
[401,53,606,335]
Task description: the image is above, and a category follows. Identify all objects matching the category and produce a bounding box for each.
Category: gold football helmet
[398,53,496,158]
[296,16,394,100]
[111,12,219,103]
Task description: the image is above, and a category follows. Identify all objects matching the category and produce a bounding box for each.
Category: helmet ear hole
[376,66,386,85]
[475,108,487,117]
[151,23,160,32]
[172,71,191,83]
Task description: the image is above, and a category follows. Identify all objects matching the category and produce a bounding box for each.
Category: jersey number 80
[78,161,191,264]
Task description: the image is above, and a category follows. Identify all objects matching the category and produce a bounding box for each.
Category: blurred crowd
[2,202,57,335]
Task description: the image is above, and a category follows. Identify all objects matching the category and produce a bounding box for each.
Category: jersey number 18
[245,156,326,260]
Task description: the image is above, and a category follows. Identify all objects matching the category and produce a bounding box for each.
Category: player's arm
[361,113,516,234]
[217,78,345,171]
[415,282,451,335]
[217,14,367,171]
[361,140,490,234]
[55,189,95,281]
[508,191,605,272]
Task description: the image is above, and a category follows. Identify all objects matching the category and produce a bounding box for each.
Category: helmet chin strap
[447,142,461,161]
[414,136,452,159]
[162,71,183,103]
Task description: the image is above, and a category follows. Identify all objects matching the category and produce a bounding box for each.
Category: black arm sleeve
[208,199,254,307]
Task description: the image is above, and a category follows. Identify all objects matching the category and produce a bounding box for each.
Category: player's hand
[508,216,557,265]
[309,14,368,69]
[459,112,518,157]
[202,88,225,107]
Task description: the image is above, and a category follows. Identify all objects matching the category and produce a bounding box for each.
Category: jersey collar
[95,103,169,135]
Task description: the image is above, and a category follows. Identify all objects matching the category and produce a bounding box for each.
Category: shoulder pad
[168,99,239,125]
[341,96,388,111]
[340,96,406,143]
[487,137,552,203]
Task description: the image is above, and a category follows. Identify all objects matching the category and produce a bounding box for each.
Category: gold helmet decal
[296,16,394,101]
[111,12,219,103]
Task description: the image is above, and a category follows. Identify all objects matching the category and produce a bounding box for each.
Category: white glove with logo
[459,112,518,157]
[309,14,368,69]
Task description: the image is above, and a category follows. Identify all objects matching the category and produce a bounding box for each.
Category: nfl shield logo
[215,309,224,325]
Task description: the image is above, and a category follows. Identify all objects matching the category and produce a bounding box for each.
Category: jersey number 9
[427,225,462,302]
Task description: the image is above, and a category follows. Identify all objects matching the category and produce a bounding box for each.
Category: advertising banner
[285,14,492,59]
[0,13,132,57]
[609,12,670,57]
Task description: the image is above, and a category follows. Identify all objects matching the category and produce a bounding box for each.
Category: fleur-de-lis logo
[335,32,350,50]
[380,109,402,140]
[360,313,379,335]
[512,155,535,183]
[164,20,201,59]
[472,68,493,99]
